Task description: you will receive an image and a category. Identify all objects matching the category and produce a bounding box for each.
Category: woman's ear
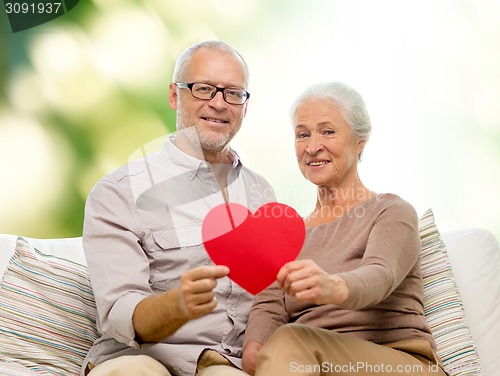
[356,139,366,159]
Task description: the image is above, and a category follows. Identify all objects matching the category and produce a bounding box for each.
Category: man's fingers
[181,265,229,295]
[187,297,218,319]
[182,290,218,319]
[184,265,230,282]
[178,265,228,319]
[181,276,217,294]
[184,290,215,311]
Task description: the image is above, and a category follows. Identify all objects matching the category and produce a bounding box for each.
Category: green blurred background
[1,0,499,240]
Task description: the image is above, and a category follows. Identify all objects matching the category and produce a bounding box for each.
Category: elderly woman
[200,82,447,376]
[238,82,447,376]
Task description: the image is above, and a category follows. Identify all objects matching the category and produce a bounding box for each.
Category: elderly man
[82,40,275,376]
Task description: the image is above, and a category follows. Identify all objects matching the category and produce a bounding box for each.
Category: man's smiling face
[169,47,248,156]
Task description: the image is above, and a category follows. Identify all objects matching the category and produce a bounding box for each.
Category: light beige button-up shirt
[82,136,275,376]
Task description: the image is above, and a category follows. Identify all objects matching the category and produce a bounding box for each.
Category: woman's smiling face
[294,99,365,188]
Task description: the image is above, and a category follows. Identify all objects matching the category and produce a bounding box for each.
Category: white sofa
[0,209,499,376]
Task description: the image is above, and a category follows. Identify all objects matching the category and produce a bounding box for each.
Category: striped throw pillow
[419,209,482,375]
[0,362,40,375]
[0,237,97,375]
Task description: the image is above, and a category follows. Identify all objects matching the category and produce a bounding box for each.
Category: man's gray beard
[196,128,232,153]
[176,111,235,154]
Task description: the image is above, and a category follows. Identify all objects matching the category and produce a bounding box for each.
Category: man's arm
[132,265,229,343]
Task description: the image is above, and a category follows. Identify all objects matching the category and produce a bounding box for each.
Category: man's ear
[168,82,178,110]
[243,100,249,118]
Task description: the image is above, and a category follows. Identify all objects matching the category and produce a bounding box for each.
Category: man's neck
[203,147,233,165]
[171,130,235,201]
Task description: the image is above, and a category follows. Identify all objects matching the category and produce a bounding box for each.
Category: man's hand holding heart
[177,265,229,319]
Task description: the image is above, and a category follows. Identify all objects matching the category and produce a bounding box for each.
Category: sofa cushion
[419,209,482,375]
[0,237,97,375]
[442,229,500,376]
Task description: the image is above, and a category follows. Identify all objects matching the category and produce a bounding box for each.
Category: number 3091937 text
[5,2,62,14]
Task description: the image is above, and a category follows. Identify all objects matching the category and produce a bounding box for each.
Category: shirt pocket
[150,225,211,291]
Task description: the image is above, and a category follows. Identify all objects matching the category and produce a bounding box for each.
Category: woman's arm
[276,199,420,310]
[243,282,289,367]
[338,199,421,309]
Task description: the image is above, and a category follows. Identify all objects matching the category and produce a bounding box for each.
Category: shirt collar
[161,135,242,181]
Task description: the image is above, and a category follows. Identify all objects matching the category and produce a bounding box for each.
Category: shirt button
[211,186,216,192]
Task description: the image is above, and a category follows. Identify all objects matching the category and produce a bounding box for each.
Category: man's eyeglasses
[175,82,250,105]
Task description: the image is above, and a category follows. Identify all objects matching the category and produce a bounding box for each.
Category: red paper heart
[202,202,305,294]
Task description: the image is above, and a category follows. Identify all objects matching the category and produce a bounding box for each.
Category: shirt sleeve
[243,281,289,347]
[337,198,421,310]
[83,177,150,349]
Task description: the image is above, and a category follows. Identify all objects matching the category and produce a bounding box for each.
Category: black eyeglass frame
[175,82,250,105]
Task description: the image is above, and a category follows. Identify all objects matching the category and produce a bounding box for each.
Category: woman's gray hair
[290,82,372,149]
[173,40,249,85]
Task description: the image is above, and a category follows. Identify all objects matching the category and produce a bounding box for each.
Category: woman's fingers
[278,260,320,294]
